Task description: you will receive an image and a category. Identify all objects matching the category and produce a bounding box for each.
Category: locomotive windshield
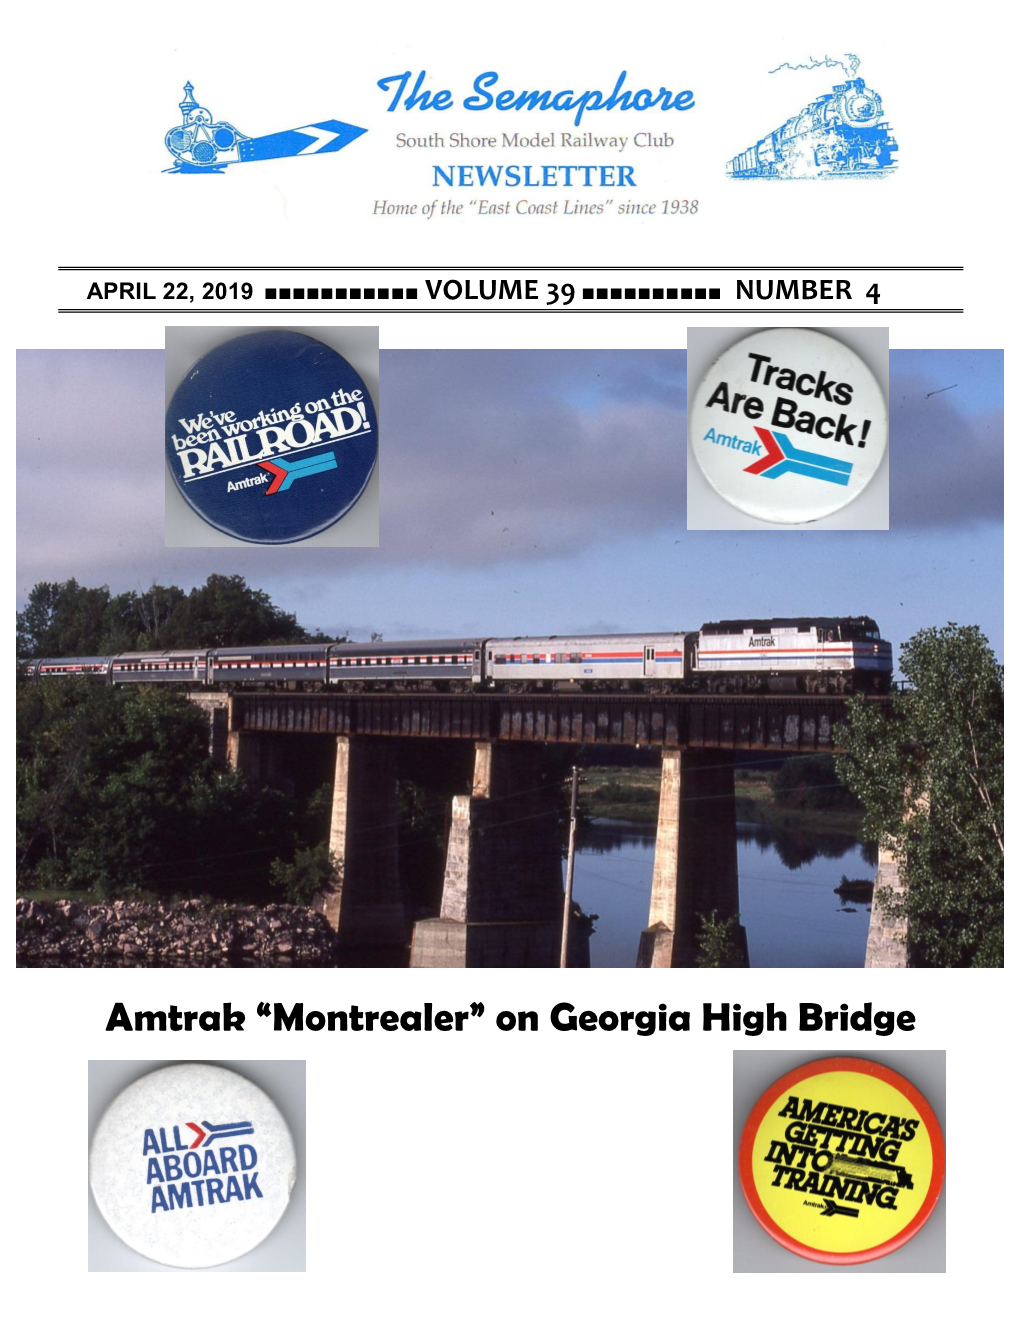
[838,619,881,640]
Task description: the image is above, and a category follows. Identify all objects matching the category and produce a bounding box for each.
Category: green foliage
[694,910,745,968]
[836,624,1003,967]
[16,677,309,901]
[16,579,117,658]
[168,574,305,649]
[773,754,861,812]
[16,573,336,658]
[270,843,336,906]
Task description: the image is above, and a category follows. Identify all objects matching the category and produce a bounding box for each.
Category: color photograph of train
[25,616,893,695]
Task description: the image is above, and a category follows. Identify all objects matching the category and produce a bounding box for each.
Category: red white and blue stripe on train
[24,617,892,695]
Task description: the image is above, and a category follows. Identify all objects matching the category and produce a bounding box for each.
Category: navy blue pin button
[166,330,377,544]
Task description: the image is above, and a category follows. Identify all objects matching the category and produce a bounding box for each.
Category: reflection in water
[740,818,877,871]
[572,817,874,969]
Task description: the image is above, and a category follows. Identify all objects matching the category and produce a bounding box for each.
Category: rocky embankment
[16,898,338,968]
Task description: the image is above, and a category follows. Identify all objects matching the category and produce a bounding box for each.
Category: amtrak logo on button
[690,328,887,524]
[166,330,378,544]
[144,1119,261,1214]
[90,1063,297,1268]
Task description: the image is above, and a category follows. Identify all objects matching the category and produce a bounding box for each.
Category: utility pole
[560,765,580,969]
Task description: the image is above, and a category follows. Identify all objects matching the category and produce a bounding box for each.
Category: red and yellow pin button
[739,1056,945,1265]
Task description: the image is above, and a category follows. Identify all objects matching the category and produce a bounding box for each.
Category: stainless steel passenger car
[485,633,689,690]
[111,650,208,683]
[327,639,484,689]
[207,645,329,686]
[26,655,113,679]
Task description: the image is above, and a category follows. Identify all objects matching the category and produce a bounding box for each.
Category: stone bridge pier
[225,720,409,965]
[226,727,297,792]
[411,741,583,968]
[637,749,748,968]
[312,735,408,966]
[188,693,229,766]
[864,844,909,967]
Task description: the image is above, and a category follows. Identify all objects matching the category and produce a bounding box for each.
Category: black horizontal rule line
[58,265,965,272]
[58,307,965,314]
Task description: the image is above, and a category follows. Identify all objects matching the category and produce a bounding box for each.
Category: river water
[572,818,877,969]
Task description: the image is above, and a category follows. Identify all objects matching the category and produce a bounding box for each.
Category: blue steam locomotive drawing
[728,79,897,179]
[24,617,893,696]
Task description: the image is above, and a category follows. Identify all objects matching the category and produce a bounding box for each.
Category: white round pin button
[90,1064,296,1269]
[689,328,887,524]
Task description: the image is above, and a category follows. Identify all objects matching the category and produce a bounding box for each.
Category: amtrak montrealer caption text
[106,1001,916,1038]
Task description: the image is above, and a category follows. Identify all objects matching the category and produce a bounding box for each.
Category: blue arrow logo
[745,428,854,486]
[239,120,367,163]
[259,451,339,495]
[165,84,366,172]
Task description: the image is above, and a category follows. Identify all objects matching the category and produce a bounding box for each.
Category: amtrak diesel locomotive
[26,617,892,695]
[727,79,897,179]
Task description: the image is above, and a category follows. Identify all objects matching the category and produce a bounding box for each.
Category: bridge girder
[227,691,888,753]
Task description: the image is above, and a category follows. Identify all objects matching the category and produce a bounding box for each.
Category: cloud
[888,353,1003,527]
[17,347,1000,622]
[378,349,685,563]
[18,350,167,589]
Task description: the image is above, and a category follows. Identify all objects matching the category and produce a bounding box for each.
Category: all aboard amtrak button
[166,330,377,543]
[690,328,887,524]
[90,1063,297,1268]
[739,1057,945,1265]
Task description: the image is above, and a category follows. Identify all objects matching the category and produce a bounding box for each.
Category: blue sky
[17,347,1003,668]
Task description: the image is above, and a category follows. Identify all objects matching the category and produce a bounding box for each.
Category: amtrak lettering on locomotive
[25,617,892,695]
[728,79,897,179]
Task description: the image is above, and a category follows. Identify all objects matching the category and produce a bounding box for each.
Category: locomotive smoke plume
[769,54,862,80]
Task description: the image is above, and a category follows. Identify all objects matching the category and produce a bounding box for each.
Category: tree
[107,584,187,650]
[17,579,112,657]
[17,574,328,658]
[16,677,305,900]
[170,574,308,648]
[270,843,336,906]
[836,624,1003,968]
[773,753,860,812]
[694,910,746,968]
